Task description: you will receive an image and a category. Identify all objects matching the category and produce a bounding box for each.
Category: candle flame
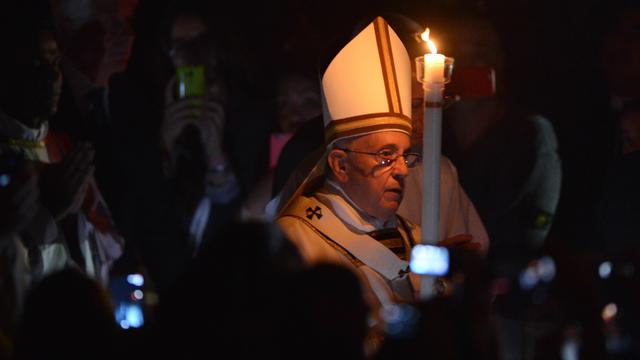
[420,27,438,54]
[427,40,437,54]
[420,28,430,42]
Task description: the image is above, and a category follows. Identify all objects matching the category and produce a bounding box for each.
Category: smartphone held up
[176,65,205,99]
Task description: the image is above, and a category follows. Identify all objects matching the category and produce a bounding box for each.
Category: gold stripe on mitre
[373,17,402,114]
[325,112,412,144]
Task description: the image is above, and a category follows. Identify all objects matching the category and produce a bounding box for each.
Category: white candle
[424,53,445,86]
[418,29,444,247]
[417,28,447,300]
[420,28,445,87]
[421,93,441,247]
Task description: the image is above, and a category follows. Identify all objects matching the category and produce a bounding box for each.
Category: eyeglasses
[336,147,422,168]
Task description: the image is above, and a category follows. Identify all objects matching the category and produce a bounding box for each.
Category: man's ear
[327,149,349,183]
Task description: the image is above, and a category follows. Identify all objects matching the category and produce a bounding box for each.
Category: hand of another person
[0,165,39,237]
[195,100,225,163]
[438,234,481,253]
[40,143,95,221]
[162,76,226,162]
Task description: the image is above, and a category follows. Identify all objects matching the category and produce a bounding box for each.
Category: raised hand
[161,75,226,163]
[438,234,482,253]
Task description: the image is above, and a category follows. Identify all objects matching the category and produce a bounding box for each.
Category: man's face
[53,0,138,85]
[338,131,411,221]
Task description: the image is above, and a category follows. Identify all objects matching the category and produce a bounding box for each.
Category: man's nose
[391,156,410,178]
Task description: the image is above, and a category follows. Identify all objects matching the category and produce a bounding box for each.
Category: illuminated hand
[162,76,225,162]
[438,234,481,253]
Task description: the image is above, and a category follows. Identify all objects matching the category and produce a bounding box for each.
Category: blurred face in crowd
[330,131,411,221]
[169,14,224,102]
[169,14,208,68]
[51,0,138,85]
[276,74,321,133]
[37,31,64,118]
[3,30,63,128]
[95,4,137,81]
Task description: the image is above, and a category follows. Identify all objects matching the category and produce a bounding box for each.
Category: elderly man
[276,17,480,314]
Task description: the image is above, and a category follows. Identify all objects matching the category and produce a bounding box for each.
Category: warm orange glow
[428,40,437,54]
[420,28,438,54]
[420,28,430,42]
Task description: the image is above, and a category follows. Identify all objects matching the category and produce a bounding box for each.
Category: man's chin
[378,200,401,219]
